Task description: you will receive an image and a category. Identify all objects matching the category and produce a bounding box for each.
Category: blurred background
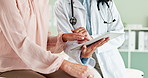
[49,0,148,78]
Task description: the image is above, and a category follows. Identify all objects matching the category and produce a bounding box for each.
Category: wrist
[81,50,95,58]
[81,52,89,58]
[81,55,90,58]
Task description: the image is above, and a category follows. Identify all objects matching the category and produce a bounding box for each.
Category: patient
[0,0,94,78]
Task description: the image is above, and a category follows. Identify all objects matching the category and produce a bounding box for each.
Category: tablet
[71,32,124,50]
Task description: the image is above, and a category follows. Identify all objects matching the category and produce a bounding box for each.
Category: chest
[16,0,49,24]
[65,2,109,35]
[15,0,49,41]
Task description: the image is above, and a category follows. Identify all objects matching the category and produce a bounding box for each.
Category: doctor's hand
[62,33,88,42]
[81,38,110,58]
[60,60,94,78]
[72,27,93,44]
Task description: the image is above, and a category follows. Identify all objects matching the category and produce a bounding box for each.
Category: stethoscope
[69,0,116,27]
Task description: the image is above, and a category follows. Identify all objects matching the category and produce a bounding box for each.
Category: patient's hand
[60,60,94,78]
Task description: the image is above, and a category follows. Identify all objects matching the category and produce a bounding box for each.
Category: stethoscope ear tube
[98,1,116,24]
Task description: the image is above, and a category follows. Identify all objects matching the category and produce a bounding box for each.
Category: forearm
[47,33,66,53]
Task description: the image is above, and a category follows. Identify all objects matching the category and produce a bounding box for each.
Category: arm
[54,1,88,65]
[47,32,85,53]
[95,1,125,53]
[47,32,66,53]
[0,0,63,74]
[55,1,107,67]
[55,1,109,65]
[0,1,95,77]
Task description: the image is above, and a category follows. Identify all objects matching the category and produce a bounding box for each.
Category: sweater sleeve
[0,0,64,74]
[47,32,66,53]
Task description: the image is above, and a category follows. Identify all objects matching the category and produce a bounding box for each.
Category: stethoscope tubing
[69,0,116,27]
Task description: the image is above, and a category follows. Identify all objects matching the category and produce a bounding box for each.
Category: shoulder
[0,0,18,12]
[0,0,16,7]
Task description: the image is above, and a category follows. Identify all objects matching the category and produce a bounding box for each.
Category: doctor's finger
[72,28,82,33]
[99,37,110,44]
[91,38,106,48]
[85,38,104,50]
[78,29,87,34]
[77,27,86,33]
[96,38,110,47]
[81,45,87,55]
[73,27,85,33]
[74,29,85,33]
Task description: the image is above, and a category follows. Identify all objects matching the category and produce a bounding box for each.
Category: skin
[61,31,94,78]
[72,27,110,58]
[59,27,109,78]
[57,0,112,77]
[60,60,94,78]
[72,27,92,44]
[62,33,86,42]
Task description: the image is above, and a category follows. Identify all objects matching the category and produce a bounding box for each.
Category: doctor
[55,0,126,78]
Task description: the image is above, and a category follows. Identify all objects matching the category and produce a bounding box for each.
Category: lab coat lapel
[67,0,85,10]
[67,0,86,29]
[91,0,99,35]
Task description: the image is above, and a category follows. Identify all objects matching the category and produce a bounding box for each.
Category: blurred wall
[114,0,148,27]
[49,0,58,35]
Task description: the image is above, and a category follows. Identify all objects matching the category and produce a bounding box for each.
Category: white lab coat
[55,0,126,78]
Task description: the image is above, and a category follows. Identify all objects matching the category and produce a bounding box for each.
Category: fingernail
[84,45,87,48]
[80,37,84,40]
[82,45,86,49]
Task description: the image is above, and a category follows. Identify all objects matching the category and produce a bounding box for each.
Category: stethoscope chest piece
[70,17,77,26]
